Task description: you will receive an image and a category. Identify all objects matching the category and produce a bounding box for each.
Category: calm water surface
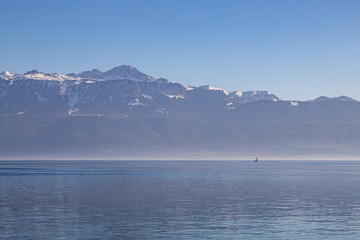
[1,160,360,239]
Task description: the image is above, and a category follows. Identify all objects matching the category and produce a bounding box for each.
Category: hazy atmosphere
[3,1,360,239]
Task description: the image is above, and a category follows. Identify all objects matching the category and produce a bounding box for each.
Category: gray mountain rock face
[0,65,359,159]
[72,65,154,82]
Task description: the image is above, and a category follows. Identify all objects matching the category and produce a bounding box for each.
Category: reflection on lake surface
[1,160,360,239]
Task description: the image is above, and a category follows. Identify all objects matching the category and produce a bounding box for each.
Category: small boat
[254,156,259,162]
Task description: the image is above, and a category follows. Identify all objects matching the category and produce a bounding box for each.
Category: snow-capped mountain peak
[232,91,243,97]
[228,90,280,103]
[23,71,79,81]
[0,70,80,82]
[1,65,155,83]
[0,70,13,80]
[199,85,230,95]
[184,84,195,91]
[1,70,12,76]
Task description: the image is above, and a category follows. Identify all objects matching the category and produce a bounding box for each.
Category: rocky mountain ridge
[0,65,282,119]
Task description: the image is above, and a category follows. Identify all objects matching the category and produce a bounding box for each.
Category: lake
[1,160,360,239]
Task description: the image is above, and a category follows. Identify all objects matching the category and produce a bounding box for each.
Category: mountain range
[1,65,359,160]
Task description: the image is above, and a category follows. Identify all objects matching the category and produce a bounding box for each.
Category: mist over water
[1,160,360,239]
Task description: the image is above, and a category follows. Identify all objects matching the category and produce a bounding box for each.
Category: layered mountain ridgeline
[1,65,360,159]
[0,66,279,119]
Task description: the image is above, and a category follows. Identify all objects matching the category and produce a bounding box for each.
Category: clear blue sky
[1,0,360,100]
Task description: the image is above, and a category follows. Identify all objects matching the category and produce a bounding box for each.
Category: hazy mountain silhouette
[1,66,359,159]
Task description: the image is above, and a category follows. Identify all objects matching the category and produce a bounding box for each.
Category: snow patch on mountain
[232,91,243,97]
[17,111,26,115]
[166,94,185,99]
[141,94,153,100]
[290,101,299,107]
[68,108,79,115]
[226,102,235,109]
[227,90,280,103]
[156,108,169,115]
[184,84,195,91]
[129,99,146,106]
[199,85,230,95]
[85,80,97,84]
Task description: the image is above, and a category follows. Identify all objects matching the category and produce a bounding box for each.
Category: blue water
[1,161,360,239]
